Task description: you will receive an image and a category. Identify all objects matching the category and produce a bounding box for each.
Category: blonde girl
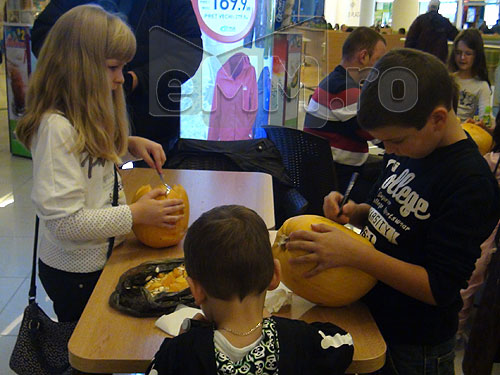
[16,5,183,322]
[448,28,491,123]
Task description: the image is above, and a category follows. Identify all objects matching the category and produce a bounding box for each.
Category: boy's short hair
[342,26,386,60]
[358,48,454,131]
[184,205,274,301]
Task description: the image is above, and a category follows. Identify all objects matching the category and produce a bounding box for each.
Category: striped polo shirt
[304,65,374,167]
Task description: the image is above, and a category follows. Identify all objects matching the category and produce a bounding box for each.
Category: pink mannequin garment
[208,53,258,141]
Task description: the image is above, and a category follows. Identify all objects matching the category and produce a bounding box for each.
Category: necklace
[218,321,263,336]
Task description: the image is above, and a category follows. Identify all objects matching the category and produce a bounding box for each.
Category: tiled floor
[0,64,499,375]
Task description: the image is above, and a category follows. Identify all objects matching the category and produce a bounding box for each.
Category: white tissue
[265,282,293,313]
[155,305,202,336]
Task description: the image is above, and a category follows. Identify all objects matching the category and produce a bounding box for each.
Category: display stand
[180,0,276,141]
[4,22,34,157]
[3,0,47,157]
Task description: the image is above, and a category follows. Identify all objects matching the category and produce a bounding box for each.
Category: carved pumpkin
[462,123,493,155]
[131,184,189,248]
[272,215,377,307]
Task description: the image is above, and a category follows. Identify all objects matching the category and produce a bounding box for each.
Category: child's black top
[147,316,354,375]
[362,137,500,345]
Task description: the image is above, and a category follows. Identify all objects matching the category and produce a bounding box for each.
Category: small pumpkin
[272,215,377,307]
[462,122,493,155]
[131,184,190,248]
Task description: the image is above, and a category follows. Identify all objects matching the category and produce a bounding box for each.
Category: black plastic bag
[109,259,196,317]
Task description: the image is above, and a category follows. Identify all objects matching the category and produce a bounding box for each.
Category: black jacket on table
[31,0,203,149]
[146,316,354,375]
[405,10,458,63]
[362,137,500,345]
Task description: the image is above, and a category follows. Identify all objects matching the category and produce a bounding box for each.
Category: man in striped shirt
[304,27,386,202]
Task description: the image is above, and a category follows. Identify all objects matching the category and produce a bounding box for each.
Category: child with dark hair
[448,28,491,123]
[287,49,500,375]
[147,205,354,375]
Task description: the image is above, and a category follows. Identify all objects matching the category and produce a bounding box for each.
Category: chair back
[263,126,338,217]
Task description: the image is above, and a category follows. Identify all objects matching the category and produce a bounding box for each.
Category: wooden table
[68,168,386,374]
[117,168,275,229]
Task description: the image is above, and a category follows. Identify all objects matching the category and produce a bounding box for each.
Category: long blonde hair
[16,5,136,163]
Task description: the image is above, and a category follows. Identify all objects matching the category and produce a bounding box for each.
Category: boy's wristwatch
[180,318,191,332]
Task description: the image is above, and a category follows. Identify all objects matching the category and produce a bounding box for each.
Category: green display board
[8,119,30,157]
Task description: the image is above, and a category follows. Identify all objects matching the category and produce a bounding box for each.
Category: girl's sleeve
[45,206,132,241]
[33,115,134,242]
[31,115,87,220]
[308,321,354,375]
[477,81,492,118]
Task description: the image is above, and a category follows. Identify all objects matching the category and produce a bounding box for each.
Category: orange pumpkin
[462,123,493,155]
[272,215,377,307]
[131,184,189,248]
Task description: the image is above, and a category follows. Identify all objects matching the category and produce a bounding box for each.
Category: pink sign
[191,0,257,43]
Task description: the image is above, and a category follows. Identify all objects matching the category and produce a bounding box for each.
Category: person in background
[287,49,500,375]
[448,28,491,123]
[405,0,458,63]
[493,63,500,117]
[340,24,348,32]
[398,27,406,35]
[16,5,185,323]
[147,205,354,375]
[31,0,203,152]
[490,19,500,34]
[478,20,490,35]
[458,115,500,341]
[303,27,386,203]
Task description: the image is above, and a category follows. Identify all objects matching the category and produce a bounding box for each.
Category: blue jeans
[381,337,456,375]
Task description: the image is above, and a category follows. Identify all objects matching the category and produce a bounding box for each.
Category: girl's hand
[128,136,166,172]
[129,188,184,227]
[286,223,364,278]
[323,191,356,225]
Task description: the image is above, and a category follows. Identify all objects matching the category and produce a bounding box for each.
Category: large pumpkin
[462,122,493,155]
[272,215,377,307]
[131,184,189,248]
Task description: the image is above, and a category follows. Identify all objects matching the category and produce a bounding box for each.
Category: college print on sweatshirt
[361,158,431,246]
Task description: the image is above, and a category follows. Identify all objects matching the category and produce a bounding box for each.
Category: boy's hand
[179,313,209,335]
[286,223,364,278]
[323,192,355,224]
[129,188,184,227]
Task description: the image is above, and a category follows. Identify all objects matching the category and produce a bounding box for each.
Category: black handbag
[9,216,76,375]
[10,167,119,374]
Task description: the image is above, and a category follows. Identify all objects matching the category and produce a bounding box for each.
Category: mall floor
[0,63,498,375]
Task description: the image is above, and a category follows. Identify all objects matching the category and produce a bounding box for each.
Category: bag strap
[28,216,40,304]
[106,166,119,259]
